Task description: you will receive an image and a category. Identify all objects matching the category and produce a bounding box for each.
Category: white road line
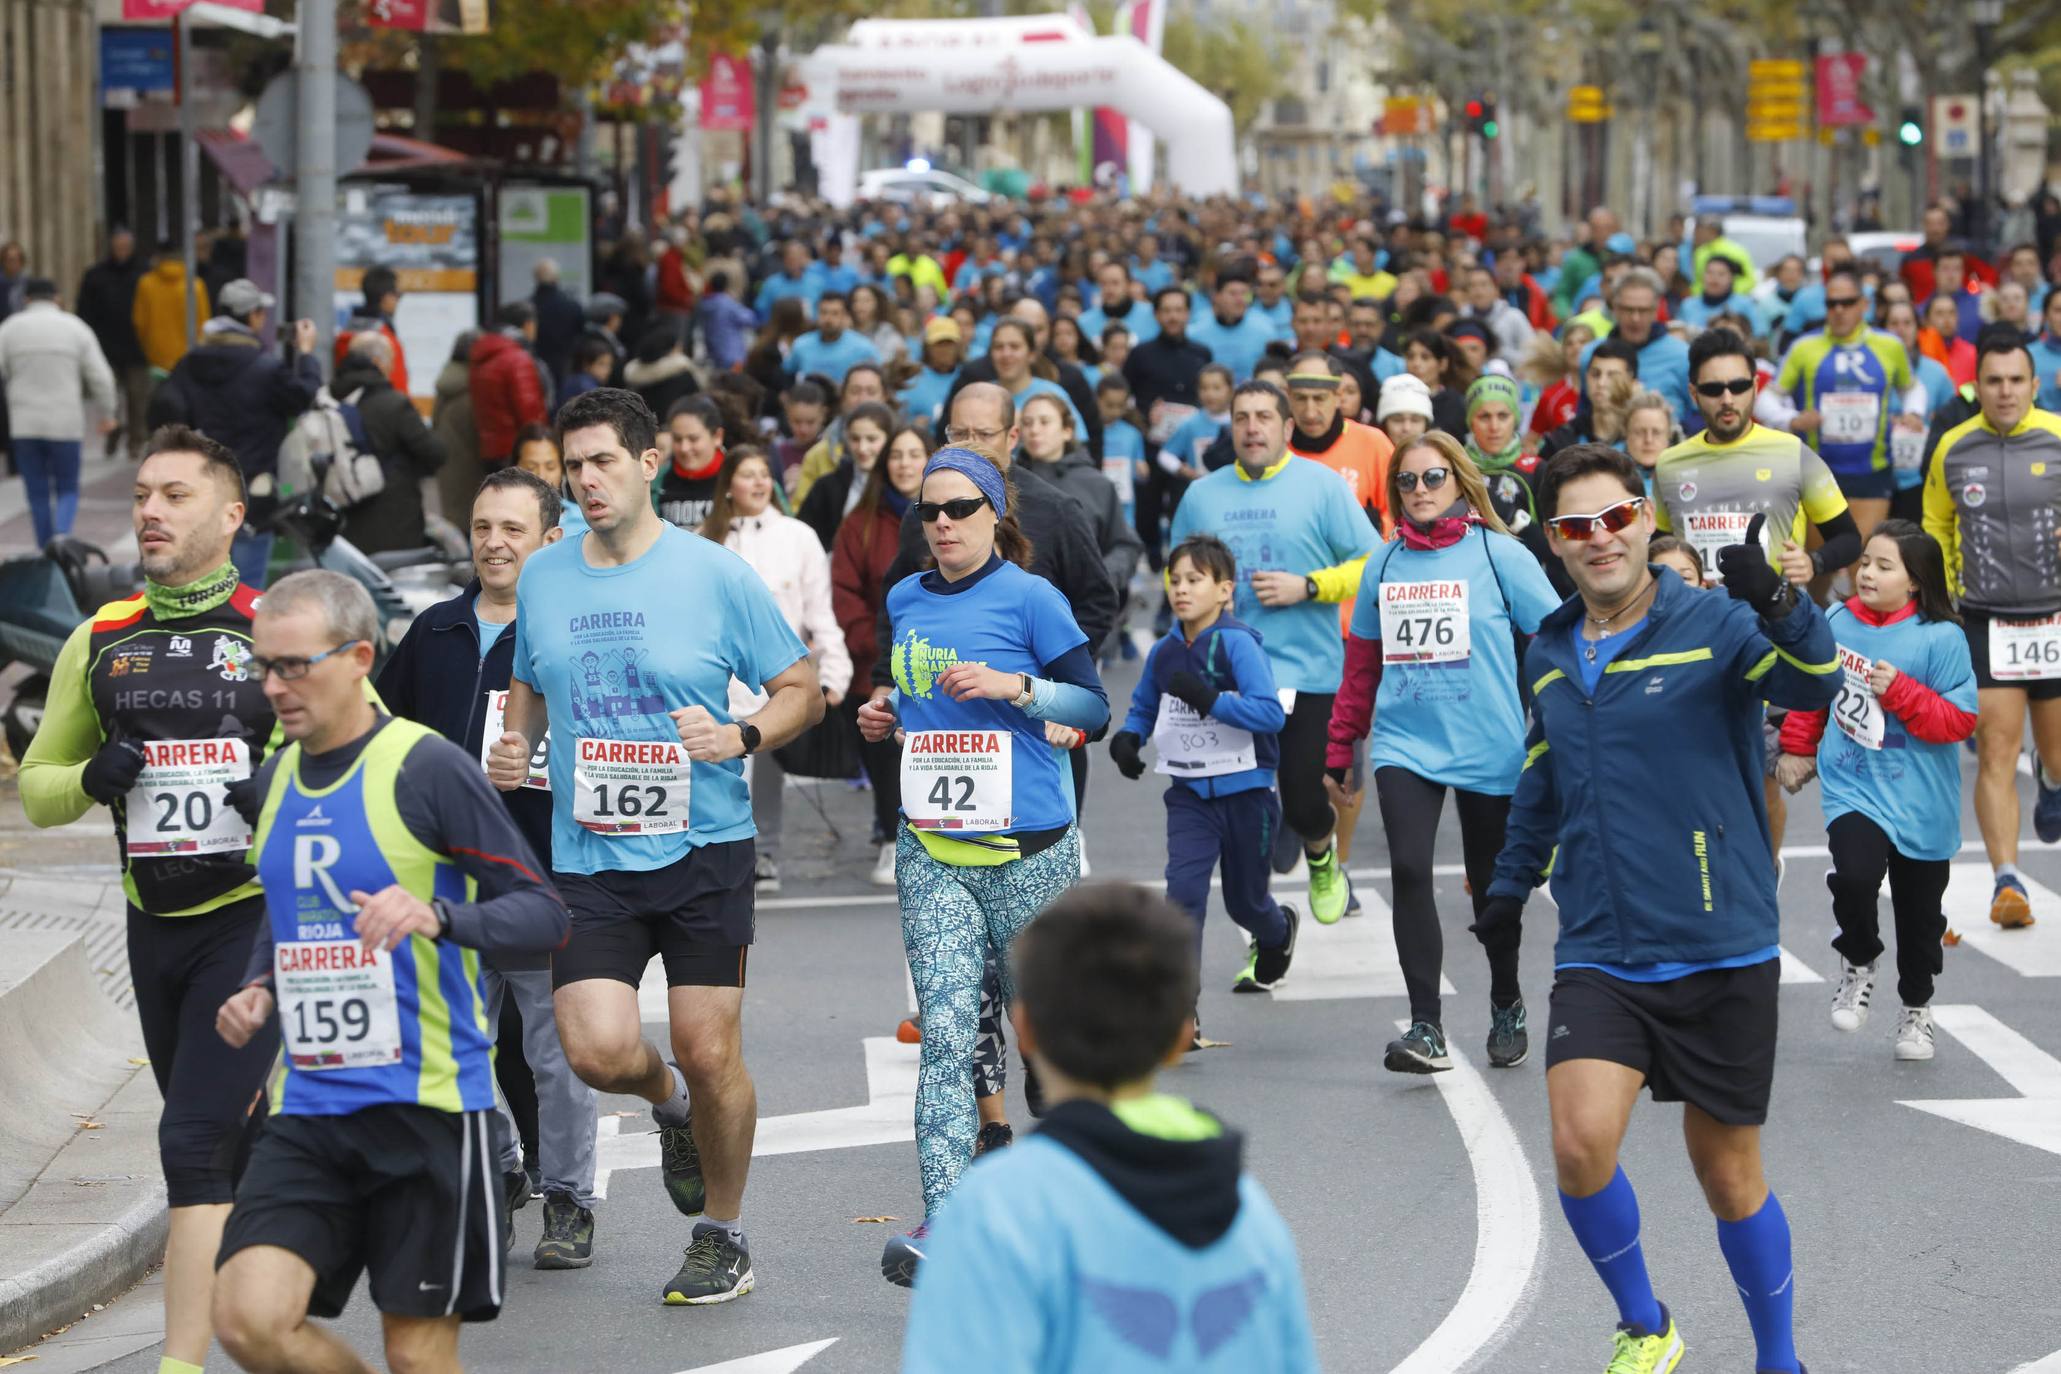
[1386,1020,1541,1374]
[1946,864,2061,977]
[2009,1351,2061,1372]
[1900,1005,2061,1161]
[673,1339,838,1373]
[1273,887,1455,1002]
[1776,947,1825,984]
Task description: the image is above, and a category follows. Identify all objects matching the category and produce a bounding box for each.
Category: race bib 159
[480,691,551,791]
[276,938,403,1071]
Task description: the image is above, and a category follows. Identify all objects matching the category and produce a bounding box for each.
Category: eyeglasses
[1826,296,1864,309]
[249,641,362,682]
[1694,378,1756,398]
[1395,466,1450,493]
[1546,497,1646,541]
[915,496,990,523]
[944,425,1006,446]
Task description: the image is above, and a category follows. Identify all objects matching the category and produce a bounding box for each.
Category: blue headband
[921,447,1007,518]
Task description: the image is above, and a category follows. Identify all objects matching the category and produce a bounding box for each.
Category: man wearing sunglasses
[1776,265,1928,541]
[1480,444,1839,1374]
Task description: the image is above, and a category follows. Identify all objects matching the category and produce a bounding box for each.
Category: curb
[0,1170,166,1354]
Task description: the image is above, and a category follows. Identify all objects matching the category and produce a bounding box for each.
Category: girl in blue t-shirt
[1773,520,1977,1062]
[857,446,1108,1284]
[1161,365,1234,481]
[1327,430,1560,1077]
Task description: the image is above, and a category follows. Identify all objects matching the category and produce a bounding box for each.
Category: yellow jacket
[132,261,209,372]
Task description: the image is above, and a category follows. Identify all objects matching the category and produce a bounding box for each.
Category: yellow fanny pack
[912,829,1023,868]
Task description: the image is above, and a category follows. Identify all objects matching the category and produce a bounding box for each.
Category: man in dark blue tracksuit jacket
[376,467,602,1270]
[1475,444,1839,1374]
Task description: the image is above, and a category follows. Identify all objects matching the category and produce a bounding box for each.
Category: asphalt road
[23,647,2061,1374]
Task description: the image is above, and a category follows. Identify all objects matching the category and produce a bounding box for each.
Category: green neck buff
[1466,435,1524,474]
[144,561,241,621]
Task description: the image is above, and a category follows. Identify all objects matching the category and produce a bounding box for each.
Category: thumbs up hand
[1716,513,1792,617]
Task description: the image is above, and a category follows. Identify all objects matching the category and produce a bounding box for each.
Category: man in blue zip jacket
[1477,445,1838,1374]
[377,467,602,1271]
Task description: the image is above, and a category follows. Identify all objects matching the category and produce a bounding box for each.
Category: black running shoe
[1023,1058,1047,1118]
[658,1113,706,1217]
[504,1168,530,1214]
[1384,1020,1453,1074]
[662,1226,753,1305]
[1254,904,1300,988]
[534,1191,595,1270]
[1487,999,1529,1068]
[974,1121,1014,1155]
[881,1222,929,1288]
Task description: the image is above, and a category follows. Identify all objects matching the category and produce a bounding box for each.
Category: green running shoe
[1605,1303,1683,1373]
[1231,942,1265,993]
[658,1113,705,1217]
[534,1191,595,1270]
[662,1226,753,1305]
[1307,845,1348,924]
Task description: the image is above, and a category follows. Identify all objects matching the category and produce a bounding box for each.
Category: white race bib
[572,736,692,834]
[1101,456,1135,505]
[1890,426,1926,472]
[1990,614,2061,681]
[1149,402,1197,445]
[276,939,403,1071]
[123,738,251,857]
[1152,695,1257,777]
[480,691,552,791]
[901,729,1014,832]
[1680,510,1757,571]
[1831,647,1885,750]
[1820,390,1882,446]
[1379,579,1472,663]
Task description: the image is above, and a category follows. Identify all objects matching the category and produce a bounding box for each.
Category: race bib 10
[1990,614,2061,681]
[276,938,403,1071]
[1832,646,1885,750]
[124,737,251,857]
[1820,391,1882,446]
[1680,510,1758,571]
[902,729,1014,832]
[1379,579,1472,663]
[572,736,691,835]
[1152,695,1257,778]
[480,690,551,791]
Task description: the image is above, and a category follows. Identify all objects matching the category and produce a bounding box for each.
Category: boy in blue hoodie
[1108,534,1300,1000]
[901,885,1320,1374]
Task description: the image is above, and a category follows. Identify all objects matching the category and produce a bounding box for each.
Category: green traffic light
[1898,121,1923,146]
[1482,119,1499,139]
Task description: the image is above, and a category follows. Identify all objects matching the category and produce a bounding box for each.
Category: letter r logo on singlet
[293,834,355,912]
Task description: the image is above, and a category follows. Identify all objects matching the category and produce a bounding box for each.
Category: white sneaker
[1894,1006,1935,1061]
[870,843,896,887]
[754,853,781,893]
[1829,957,1875,1031]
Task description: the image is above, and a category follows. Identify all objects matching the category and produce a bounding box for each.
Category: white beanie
[1377,373,1435,423]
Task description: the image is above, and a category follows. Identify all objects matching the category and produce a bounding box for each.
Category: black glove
[1325,765,1348,787]
[225,775,262,828]
[1108,731,1145,780]
[81,734,148,805]
[1715,512,1792,618]
[1165,670,1220,718]
[1468,894,1525,961]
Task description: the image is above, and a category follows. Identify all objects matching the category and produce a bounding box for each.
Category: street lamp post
[753,17,780,203]
[1971,0,2003,253]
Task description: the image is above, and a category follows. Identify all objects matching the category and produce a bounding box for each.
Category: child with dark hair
[1774,519,1976,1061]
[1108,535,1297,1019]
[901,883,1316,1374]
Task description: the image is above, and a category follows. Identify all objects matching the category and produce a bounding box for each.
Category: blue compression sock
[1558,1167,1663,1332]
[1716,1192,1799,1373]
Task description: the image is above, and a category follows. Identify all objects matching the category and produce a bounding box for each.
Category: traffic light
[1464,95,1498,140]
[1898,106,1923,147]
[1482,99,1500,140]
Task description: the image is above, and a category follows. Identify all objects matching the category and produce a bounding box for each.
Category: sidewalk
[0,436,140,562]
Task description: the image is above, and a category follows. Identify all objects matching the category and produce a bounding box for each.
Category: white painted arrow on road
[1900,1005,2061,1158]
[674,1338,838,1373]
[594,1037,918,1199]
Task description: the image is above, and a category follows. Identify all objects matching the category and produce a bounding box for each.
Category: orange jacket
[1291,418,1395,636]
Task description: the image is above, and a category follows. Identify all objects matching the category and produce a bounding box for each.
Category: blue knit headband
[921,447,1007,518]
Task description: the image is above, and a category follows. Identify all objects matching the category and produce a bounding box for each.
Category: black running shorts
[218,1104,505,1321]
[1544,959,1780,1125]
[1963,609,2061,700]
[551,838,754,990]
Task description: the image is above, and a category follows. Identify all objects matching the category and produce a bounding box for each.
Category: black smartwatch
[736,722,762,756]
[1304,575,1320,601]
[431,898,453,941]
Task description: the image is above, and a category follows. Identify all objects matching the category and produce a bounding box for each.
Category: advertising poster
[499,184,592,304]
[334,186,480,405]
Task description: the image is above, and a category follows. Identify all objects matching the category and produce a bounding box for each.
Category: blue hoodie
[1121,616,1284,799]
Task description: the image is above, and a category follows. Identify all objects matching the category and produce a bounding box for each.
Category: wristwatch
[736,721,762,756]
[1012,673,1035,708]
[431,898,453,941]
[1304,575,1320,601]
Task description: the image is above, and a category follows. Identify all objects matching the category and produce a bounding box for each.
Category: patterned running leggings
[896,822,1080,1217]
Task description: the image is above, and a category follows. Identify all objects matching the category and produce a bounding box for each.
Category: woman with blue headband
[857,444,1109,1287]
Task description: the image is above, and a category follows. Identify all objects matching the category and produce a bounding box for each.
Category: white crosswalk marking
[1777,947,1826,984]
[1900,1005,2061,1160]
[1947,864,2061,977]
[1273,888,1457,1002]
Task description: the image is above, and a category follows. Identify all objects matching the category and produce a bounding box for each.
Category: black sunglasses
[1395,467,1451,493]
[1695,378,1756,398]
[1825,296,1864,309]
[916,496,990,523]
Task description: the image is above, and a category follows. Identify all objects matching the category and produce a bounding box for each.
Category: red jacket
[831,502,902,691]
[334,317,409,397]
[469,330,546,463]
[656,246,696,315]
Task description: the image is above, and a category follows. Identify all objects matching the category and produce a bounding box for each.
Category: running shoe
[896,1017,923,1044]
[1252,904,1301,988]
[1894,1006,1936,1061]
[534,1191,595,1270]
[1606,1303,1684,1373]
[1830,957,1875,1031]
[525,1163,543,1200]
[1344,887,1364,918]
[1307,845,1348,925]
[663,1226,753,1305]
[974,1121,1014,1155]
[754,853,781,893]
[658,1112,706,1217]
[2035,757,2061,844]
[504,1168,530,1215]
[1991,875,2035,928]
[1487,999,1529,1068]
[872,843,897,887]
[881,1222,928,1288]
[1231,940,1266,994]
[1384,1020,1452,1074]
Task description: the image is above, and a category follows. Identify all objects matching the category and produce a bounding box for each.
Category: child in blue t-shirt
[1109,536,1297,1009]
[1096,373,1148,521]
[1160,365,1234,481]
[1773,520,1976,1062]
[901,884,1317,1374]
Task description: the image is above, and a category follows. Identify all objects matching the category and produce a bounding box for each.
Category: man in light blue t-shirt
[487,387,821,1307]
[783,292,881,385]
